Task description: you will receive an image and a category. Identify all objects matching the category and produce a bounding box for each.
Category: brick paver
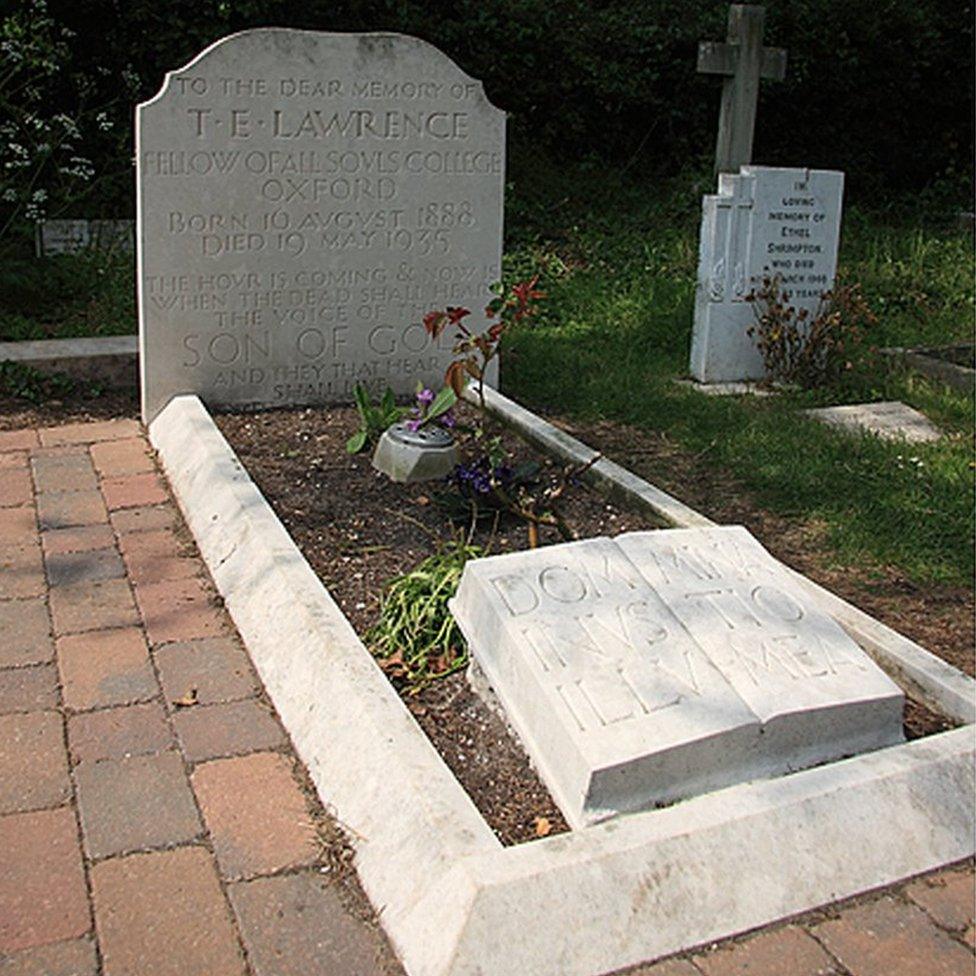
[173,698,286,762]
[49,579,140,635]
[0,664,57,714]
[0,449,27,470]
[0,506,37,545]
[89,438,153,478]
[117,527,202,586]
[0,598,53,667]
[230,872,395,976]
[695,925,839,975]
[31,453,98,494]
[110,504,175,534]
[92,846,244,976]
[38,419,140,447]
[100,473,167,511]
[904,868,976,934]
[155,637,257,706]
[0,937,98,976]
[134,575,226,645]
[192,752,318,880]
[57,627,157,711]
[0,466,31,506]
[0,807,90,953]
[0,429,38,452]
[0,711,70,813]
[46,546,125,588]
[814,896,975,976]
[74,751,202,858]
[67,702,173,764]
[42,524,115,556]
[0,544,45,599]
[629,959,702,976]
[36,490,108,532]
[0,415,970,976]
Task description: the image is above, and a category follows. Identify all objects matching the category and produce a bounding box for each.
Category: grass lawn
[1,152,972,586]
[502,153,974,587]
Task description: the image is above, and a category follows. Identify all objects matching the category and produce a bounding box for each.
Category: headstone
[35,219,134,256]
[697,4,787,174]
[137,29,505,422]
[689,165,844,384]
[452,526,903,828]
[805,401,942,443]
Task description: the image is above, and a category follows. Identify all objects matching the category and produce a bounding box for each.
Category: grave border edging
[150,392,975,976]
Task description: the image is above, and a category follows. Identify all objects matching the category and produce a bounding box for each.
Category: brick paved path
[0,420,400,976]
[0,418,972,976]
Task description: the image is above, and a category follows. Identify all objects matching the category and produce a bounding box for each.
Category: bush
[747,274,879,388]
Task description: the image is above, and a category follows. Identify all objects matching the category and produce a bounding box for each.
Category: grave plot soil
[0,389,138,430]
[217,403,656,845]
[216,402,959,844]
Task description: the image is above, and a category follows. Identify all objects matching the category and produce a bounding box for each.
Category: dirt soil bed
[217,403,657,844]
[215,403,959,845]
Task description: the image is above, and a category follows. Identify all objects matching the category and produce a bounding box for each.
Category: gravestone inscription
[137,29,504,422]
[452,526,902,828]
[36,219,135,256]
[689,165,843,384]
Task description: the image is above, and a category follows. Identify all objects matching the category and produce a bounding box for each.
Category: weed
[345,384,406,454]
[365,539,481,690]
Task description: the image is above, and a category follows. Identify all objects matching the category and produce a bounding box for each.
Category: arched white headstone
[137,29,505,421]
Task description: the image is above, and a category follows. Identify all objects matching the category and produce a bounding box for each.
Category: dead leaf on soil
[534,816,552,838]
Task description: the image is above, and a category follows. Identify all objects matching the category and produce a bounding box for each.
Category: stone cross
[697,5,787,173]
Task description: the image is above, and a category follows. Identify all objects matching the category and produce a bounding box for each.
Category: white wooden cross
[698,5,787,174]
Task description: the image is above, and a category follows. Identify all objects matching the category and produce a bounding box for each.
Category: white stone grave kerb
[137,29,504,422]
[452,526,903,828]
[689,165,844,383]
[150,392,974,976]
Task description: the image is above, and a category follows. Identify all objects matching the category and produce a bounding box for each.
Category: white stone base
[151,393,975,976]
[805,401,942,443]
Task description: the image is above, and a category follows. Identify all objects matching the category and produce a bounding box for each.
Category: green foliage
[346,384,405,453]
[365,540,480,689]
[0,250,134,341]
[0,1,135,245]
[502,155,975,586]
[0,360,100,403]
[0,0,966,245]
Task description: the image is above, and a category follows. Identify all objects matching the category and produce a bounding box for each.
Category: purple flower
[439,409,456,429]
[416,387,435,406]
[405,418,421,432]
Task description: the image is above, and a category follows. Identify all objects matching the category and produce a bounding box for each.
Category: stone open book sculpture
[453,525,903,827]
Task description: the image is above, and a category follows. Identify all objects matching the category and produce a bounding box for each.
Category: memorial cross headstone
[137,29,505,422]
[697,4,787,174]
[452,526,902,828]
[689,165,844,383]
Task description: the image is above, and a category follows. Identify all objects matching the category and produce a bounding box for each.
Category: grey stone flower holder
[371,422,459,483]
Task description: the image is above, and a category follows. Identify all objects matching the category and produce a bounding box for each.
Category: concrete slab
[675,378,773,396]
[0,336,138,389]
[805,401,942,443]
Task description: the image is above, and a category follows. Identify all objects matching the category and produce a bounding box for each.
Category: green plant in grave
[345,383,406,454]
[365,540,482,690]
